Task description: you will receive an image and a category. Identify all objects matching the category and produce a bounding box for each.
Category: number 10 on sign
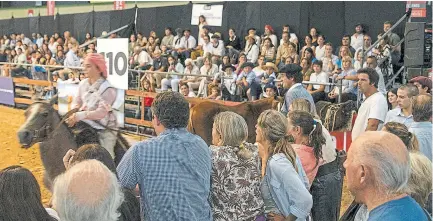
[97,38,129,90]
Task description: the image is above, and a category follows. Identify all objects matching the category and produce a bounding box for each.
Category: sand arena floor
[0,105,353,213]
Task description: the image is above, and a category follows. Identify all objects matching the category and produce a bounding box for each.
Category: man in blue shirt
[236,62,261,100]
[385,84,418,128]
[409,94,432,161]
[280,64,316,116]
[344,131,428,221]
[117,92,212,221]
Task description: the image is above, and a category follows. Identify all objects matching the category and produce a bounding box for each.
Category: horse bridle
[27,101,54,140]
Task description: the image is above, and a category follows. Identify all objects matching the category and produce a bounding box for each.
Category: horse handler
[66,53,118,158]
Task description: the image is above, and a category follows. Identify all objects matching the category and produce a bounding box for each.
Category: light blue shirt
[117,128,213,220]
[281,83,317,116]
[409,122,432,161]
[264,153,313,220]
[384,107,414,128]
[236,70,256,85]
[338,69,358,95]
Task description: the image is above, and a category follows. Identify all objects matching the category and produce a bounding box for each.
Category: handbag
[339,200,361,221]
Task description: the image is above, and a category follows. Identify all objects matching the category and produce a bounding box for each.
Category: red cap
[265,25,274,33]
[409,76,432,91]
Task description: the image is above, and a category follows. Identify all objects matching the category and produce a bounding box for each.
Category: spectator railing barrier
[358,9,412,107]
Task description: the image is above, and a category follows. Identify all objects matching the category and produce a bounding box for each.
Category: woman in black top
[225,28,242,64]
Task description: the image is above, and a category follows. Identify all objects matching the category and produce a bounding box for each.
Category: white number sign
[97,38,129,90]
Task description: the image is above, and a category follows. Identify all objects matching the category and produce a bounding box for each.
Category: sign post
[47,0,55,16]
[406,1,427,18]
[97,38,129,90]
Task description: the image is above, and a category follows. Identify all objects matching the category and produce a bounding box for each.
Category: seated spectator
[176,58,200,92]
[197,56,218,97]
[261,62,277,87]
[78,73,86,81]
[236,62,261,101]
[303,47,317,63]
[234,53,247,75]
[144,36,159,56]
[280,64,317,115]
[218,55,231,72]
[117,92,212,220]
[144,49,168,87]
[287,110,325,185]
[346,131,429,221]
[353,48,363,71]
[327,55,358,103]
[261,37,276,62]
[351,68,388,140]
[385,84,419,127]
[0,165,60,221]
[276,32,292,67]
[300,35,316,60]
[387,88,399,110]
[210,111,264,220]
[300,58,313,81]
[48,37,57,54]
[216,64,238,101]
[205,84,221,100]
[351,24,365,51]
[336,35,356,56]
[315,35,326,61]
[409,94,432,161]
[160,27,174,51]
[409,76,432,95]
[256,110,312,220]
[53,160,124,221]
[136,32,147,47]
[308,60,328,102]
[263,83,278,98]
[310,27,319,46]
[382,122,419,151]
[191,34,211,60]
[130,46,153,70]
[172,29,196,59]
[210,34,225,62]
[161,55,185,91]
[245,28,261,48]
[180,82,196,97]
[244,35,259,64]
[171,28,183,55]
[261,25,278,48]
[253,55,266,81]
[65,72,80,84]
[225,28,242,64]
[55,50,65,66]
[332,45,353,75]
[321,43,338,74]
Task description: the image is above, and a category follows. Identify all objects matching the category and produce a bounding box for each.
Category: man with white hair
[52,159,124,221]
[344,131,428,221]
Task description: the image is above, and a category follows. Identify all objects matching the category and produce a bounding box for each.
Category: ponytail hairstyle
[257,110,298,172]
[288,110,325,167]
[383,122,420,151]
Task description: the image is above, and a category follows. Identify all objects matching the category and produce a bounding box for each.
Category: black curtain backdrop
[0,2,431,49]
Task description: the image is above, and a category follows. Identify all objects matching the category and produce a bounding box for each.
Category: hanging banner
[47,0,56,16]
[0,77,15,106]
[114,0,126,10]
[191,4,223,26]
[406,1,427,18]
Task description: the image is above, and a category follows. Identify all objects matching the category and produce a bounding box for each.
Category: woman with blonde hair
[382,122,419,151]
[210,111,264,220]
[256,110,312,221]
[407,151,432,213]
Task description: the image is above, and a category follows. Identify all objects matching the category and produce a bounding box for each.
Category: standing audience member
[344,131,428,221]
[409,94,432,161]
[53,160,124,221]
[210,112,264,220]
[256,110,313,221]
[287,110,325,185]
[409,76,432,95]
[280,64,316,115]
[117,92,212,220]
[387,88,399,110]
[385,84,419,127]
[382,122,419,151]
[352,68,388,140]
[0,166,59,221]
[351,24,365,51]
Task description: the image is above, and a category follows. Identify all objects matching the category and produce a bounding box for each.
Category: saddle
[70,121,100,147]
[316,100,358,132]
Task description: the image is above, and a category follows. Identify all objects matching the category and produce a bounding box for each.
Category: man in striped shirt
[280,64,317,116]
[117,92,212,221]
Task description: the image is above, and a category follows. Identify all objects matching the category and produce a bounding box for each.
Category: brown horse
[187,97,278,145]
[17,96,128,191]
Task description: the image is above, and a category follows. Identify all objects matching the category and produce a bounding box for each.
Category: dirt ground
[0,105,353,213]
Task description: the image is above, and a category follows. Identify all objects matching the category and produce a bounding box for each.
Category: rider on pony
[66,53,118,158]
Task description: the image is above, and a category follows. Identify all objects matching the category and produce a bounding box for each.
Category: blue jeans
[310,161,344,221]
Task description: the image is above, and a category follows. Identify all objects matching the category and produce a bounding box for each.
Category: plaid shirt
[117,128,213,221]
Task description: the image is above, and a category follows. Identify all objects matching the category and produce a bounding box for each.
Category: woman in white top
[219,55,231,72]
[198,15,208,47]
[48,37,58,55]
[261,25,278,49]
[315,35,326,61]
[161,55,185,91]
[253,55,266,83]
[244,36,259,64]
[197,56,218,97]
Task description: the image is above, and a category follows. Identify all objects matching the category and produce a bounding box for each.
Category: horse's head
[17,95,58,148]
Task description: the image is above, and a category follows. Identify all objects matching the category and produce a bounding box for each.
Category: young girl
[140,78,154,121]
[206,85,221,100]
